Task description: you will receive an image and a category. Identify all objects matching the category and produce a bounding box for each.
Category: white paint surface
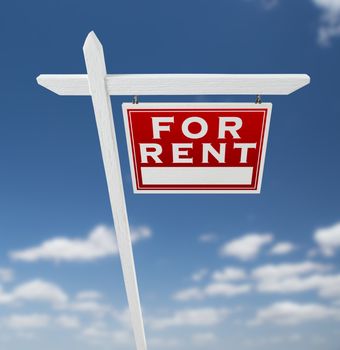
[83,32,147,350]
[37,73,310,96]
[141,167,253,185]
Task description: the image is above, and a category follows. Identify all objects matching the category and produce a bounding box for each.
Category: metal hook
[255,95,262,104]
[132,96,139,104]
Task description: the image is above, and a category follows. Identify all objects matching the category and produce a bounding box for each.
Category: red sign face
[122,103,272,193]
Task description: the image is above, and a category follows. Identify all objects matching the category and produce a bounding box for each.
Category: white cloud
[205,283,251,297]
[4,314,51,329]
[220,233,273,261]
[14,332,37,340]
[191,269,208,282]
[173,282,250,301]
[270,242,296,255]
[198,233,218,243]
[111,330,132,344]
[251,301,340,325]
[174,267,250,302]
[175,261,339,302]
[10,225,151,262]
[82,322,108,338]
[76,290,102,301]
[307,248,319,258]
[67,300,110,317]
[0,278,120,326]
[253,0,340,44]
[112,308,132,327]
[242,333,301,347]
[0,268,14,283]
[148,336,180,348]
[256,273,340,297]
[0,279,68,306]
[149,308,229,330]
[318,275,340,298]
[82,322,131,345]
[312,0,340,45]
[192,332,217,345]
[252,261,331,280]
[252,261,340,298]
[173,288,204,301]
[212,267,247,282]
[314,221,340,256]
[55,315,80,329]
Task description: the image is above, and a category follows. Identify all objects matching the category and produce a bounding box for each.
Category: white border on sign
[122,102,272,194]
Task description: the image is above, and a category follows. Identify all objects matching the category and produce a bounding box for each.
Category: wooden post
[83,31,147,350]
[37,73,311,96]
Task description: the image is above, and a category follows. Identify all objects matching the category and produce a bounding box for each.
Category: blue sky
[1,0,340,349]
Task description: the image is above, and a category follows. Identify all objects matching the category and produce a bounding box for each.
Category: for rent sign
[123,103,272,193]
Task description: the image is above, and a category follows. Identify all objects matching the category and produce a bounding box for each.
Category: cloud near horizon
[0,268,14,283]
[314,221,340,256]
[173,260,340,302]
[250,301,340,325]
[148,307,229,330]
[269,242,296,255]
[0,279,68,306]
[219,233,273,261]
[9,225,152,263]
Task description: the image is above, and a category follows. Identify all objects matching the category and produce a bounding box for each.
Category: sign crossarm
[37,73,310,96]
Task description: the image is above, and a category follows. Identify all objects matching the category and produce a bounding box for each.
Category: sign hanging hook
[255,95,262,104]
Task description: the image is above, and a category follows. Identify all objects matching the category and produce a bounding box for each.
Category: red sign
[122,103,272,193]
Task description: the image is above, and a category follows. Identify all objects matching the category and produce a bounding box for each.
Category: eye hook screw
[255,95,262,104]
[132,96,139,104]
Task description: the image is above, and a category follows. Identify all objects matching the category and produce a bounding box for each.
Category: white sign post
[37,31,310,350]
[82,33,146,350]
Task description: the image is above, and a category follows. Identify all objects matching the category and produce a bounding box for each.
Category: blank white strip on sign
[141,167,253,185]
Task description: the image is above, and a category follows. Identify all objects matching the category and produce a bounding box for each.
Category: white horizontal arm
[37,73,310,96]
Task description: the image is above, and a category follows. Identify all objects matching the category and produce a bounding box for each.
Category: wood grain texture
[83,32,147,350]
[37,73,310,96]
